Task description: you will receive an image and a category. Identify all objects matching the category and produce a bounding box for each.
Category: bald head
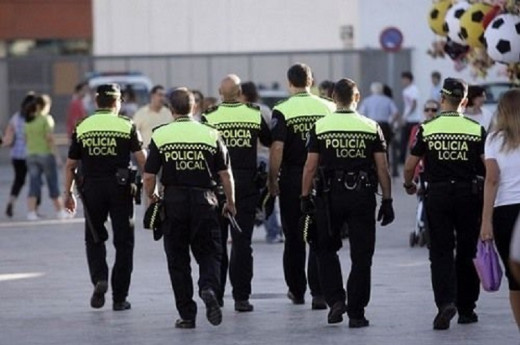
[219,74,242,102]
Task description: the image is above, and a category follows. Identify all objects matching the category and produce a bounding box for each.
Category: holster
[472,176,484,200]
[115,168,130,186]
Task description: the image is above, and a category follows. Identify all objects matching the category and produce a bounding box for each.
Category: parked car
[481,82,519,115]
[86,71,153,106]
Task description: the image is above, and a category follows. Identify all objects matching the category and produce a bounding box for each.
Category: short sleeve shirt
[145,117,230,188]
[485,132,520,207]
[307,111,386,172]
[68,111,143,178]
[410,112,485,183]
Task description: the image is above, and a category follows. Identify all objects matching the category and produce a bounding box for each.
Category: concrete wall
[93,0,359,54]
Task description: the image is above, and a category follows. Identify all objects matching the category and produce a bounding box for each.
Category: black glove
[377,198,394,226]
[300,195,315,215]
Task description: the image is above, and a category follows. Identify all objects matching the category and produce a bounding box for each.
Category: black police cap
[440,78,468,98]
[143,200,164,241]
[96,83,122,99]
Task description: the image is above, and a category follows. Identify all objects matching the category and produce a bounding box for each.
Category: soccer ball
[484,14,520,64]
[459,3,493,48]
[428,0,452,36]
[444,1,471,45]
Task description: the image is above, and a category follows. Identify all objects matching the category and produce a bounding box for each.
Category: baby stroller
[409,172,429,247]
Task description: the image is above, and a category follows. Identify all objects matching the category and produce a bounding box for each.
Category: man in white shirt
[133,85,173,148]
[400,71,421,163]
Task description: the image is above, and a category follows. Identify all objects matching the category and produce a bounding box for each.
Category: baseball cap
[96,83,122,99]
[440,78,468,98]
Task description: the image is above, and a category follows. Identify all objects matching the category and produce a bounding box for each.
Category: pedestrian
[268,63,335,309]
[358,81,399,149]
[143,87,235,328]
[66,82,89,139]
[301,78,394,327]
[480,89,520,328]
[399,71,421,163]
[191,90,205,122]
[430,71,442,103]
[203,75,271,312]
[133,85,172,148]
[63,84,147,311]
[25,94,68,220]
[465,85,494,131]
[2,93,37,218]
[318,80,335,99]
[404,78,486,330]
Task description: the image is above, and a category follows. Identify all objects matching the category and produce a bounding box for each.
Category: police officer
[202,75,271,312]
[63,84,147,311]
[301,78,394,327]
[404,78,485,330]
[143,87,235,329]
[268,63,335,308]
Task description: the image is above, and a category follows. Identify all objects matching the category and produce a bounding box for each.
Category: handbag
[473,240,503,292]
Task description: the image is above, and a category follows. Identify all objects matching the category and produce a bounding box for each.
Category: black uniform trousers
[82,177,134,303]
[279,166,321,300]
[314,181,376,319]
[162,187,222,321]
[425,182,480,314]
[218,170,259,302]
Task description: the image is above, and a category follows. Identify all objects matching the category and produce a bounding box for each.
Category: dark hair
[383,84,393,99]
[401,71,414,81]
[169,87,193,115]
[123,86,136,102]
[35,94,51,109]
[96,95,117,108]
[20,92,37,115]
[431,71,441,79]
[151,85,164,95]
[191,90,204,104]
[319,80,335,98]
[74,82,87,93]
[287,63,312,88]
[24,93,40,123]
[240,81,259,103]
[466,85,485,107]
[442,94,464,107]
[333,78,358,106]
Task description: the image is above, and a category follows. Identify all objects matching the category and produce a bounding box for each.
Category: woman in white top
[465,85,494,131]
[480,89,520,328]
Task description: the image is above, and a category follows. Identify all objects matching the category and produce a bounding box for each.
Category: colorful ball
[444,1,471,45]
[460,3,493,48]
[484,14,520,64]
[428,0,452,36]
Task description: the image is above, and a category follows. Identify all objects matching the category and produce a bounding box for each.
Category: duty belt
[324,170,374,192]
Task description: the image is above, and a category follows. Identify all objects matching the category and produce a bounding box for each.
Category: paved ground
[0,153,518,344]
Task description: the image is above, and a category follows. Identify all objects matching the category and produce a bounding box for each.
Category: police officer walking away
[203,75,271,312]
[63,84,147,311]
[404,78,485,330]
[269,63,335,308]
[143,87,235,329]
[301,78,394,327]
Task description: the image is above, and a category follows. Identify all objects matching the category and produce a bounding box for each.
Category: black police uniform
[410,111,485,319]
[68,109,143,306]
[202,102,271,305]
[307,110,386,321]
[271,92,335,301]
[145,116,229,322]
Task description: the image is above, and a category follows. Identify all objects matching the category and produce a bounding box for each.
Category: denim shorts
[26,154,60,198]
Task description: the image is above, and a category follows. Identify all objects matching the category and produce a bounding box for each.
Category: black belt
[429,180,472,187]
